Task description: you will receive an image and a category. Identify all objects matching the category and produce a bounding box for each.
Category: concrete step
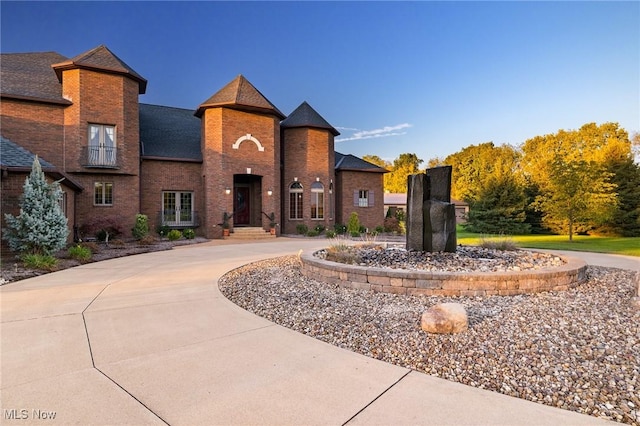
[227,227,276,239]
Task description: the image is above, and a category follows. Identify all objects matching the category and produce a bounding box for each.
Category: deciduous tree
[521,123,625,240]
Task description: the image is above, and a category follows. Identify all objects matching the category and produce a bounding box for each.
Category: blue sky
[2,1,638,164]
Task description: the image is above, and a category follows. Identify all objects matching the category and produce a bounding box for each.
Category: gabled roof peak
[281,101,339,136]
[51,45,147,94]
[195,75,285,119]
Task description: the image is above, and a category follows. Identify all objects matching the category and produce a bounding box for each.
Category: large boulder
[421,303,468,334]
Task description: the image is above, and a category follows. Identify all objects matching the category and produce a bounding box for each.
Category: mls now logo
[4,409,56,420]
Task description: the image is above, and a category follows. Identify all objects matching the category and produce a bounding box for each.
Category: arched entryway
[233,174,263,227]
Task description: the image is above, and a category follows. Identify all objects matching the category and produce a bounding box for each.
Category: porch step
[227,227,275,239]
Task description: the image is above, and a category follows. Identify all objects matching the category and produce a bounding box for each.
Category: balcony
[82,146,120,169]
[159,210,200,228]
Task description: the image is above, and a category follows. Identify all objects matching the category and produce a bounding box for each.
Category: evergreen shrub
[132,214,150,239]
[167,229,182,241]
[3,157,68,255]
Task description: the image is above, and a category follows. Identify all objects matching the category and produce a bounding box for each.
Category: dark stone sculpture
[406,166,457,252]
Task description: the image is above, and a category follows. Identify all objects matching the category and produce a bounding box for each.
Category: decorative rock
[406,167,457,253]
[424,200,457,252]
[631,271,640,308]
[406,174,427,251]
[421,302,468,334]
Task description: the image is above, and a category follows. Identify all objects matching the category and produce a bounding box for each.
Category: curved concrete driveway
[2,239,630,425]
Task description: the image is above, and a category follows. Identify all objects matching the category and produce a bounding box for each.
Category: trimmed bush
[306,230,319,237]
[334,223,347,234]
[182,228,195,239]
[167,229,182,241]
[347,212,360,236]
[325,230,337,238]
[314,224,325,233]
[132,214,150,239]
[296,224,309,235]
[384,217,401,233]
[157,225,170,237]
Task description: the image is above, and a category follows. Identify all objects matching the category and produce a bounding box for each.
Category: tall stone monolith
[406,166,457,252]
[406,174,428,251]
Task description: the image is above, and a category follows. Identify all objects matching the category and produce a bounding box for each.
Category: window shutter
[369,191,374,206]
[354,190,359,206]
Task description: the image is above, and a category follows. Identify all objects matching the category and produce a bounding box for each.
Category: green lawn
[456,227,640,256]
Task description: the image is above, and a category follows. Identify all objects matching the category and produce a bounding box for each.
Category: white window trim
[94,182,113,206]
[162,191,195,226]
[88,124,117,167]
[311,182,324,220]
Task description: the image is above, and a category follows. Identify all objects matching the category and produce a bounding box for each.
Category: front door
[234,186,250,225]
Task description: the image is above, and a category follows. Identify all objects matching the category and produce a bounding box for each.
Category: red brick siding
[140,160,204,234]
[0,100,65,166]
[61,69,140,176]
[335,170,384,230]
[60,69,141,235]
[281,128,335,234]
[201,107,280,238]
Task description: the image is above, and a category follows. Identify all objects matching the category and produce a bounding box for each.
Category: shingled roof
[195,75,285,119]
[52,45,147,94]
[139,104,202,161]
[281,101,340,136]
[335,152,388,173]
[1,137,56,169]
[0,137,83,190]
[0,52,70,104]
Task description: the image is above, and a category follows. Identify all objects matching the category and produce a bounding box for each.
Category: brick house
[1,45,386,243]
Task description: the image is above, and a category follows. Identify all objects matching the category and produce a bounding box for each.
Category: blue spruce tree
[3,156,69,255]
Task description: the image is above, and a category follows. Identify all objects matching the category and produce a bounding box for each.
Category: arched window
[311,182,324,219]
[289,182,303,219]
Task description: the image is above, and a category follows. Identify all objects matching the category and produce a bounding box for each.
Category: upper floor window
[94,182,113,206]
[311,182,324,219]
[88,124,117,167]
[289,182,303,220]
[354,190,374,208]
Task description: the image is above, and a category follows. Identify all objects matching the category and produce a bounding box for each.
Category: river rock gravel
[219,255,639,425]
[315,245,566,272]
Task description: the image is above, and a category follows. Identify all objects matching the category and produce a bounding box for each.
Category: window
[163,191,194,226]
[88,124,116,167]
[94,183,113,206]
[289,182,303,219]
[58,191,67,215]
[311,182,324,219]
[354,190,374,207]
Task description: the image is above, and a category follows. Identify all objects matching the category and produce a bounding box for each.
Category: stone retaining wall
[300,251,588,297]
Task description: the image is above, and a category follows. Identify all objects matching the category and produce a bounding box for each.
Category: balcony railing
[159,210,199,228]
[81,146,119,169]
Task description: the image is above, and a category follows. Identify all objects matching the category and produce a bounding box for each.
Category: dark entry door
[234,187,250,225]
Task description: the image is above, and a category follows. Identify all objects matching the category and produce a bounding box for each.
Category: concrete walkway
[2,238,631,425]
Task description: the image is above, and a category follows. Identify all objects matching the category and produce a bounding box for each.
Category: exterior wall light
[267,190,273,196]
[225,187,231,195]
